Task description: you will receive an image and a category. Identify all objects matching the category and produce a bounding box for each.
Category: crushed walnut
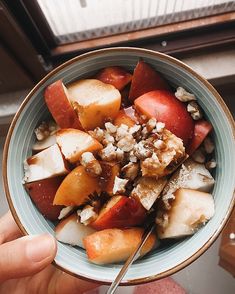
[187,101,203,120]
[113,176,129,194]
[80,152,102,176]
[175,87,196,102]
[78,205,98,225]
[34,121,58,141]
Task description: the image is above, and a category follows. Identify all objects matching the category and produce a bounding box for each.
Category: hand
[0,211,99,293]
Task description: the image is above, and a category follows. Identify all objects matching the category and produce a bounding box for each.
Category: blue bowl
[3,47,235,284]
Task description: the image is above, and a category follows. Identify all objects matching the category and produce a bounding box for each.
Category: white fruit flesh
[131,177,167,210]
[67,79,121,130]
[56,129,102,163]
[23,144,69,183]
[58,206,74,220]
[157,188,215,239]
[55,213,95,248]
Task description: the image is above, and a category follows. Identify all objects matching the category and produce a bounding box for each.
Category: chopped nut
[146,118,157,132]
[121,162,139,180]
[156,211,169,228]
[116,148,125,162]
[129,151,138,163]
[117,135,135,152]
[175,87,196,102]
[89,127,105,142]
[115,124,129,141]
[187,101,203,120]
[134,141,153,160]
[154,139,166,150]
[192,149,206,163]
[129,124,141,135]
[205,159,217,169]
[102,132,115,145]
[80,152,102,176]
[141,153,162,177]
[105,122,117,134]
[34,121,50,141]
[141,126,149,139]
[78,205,98,225]
[203,137,215,154]
[113,176,129,194]
[98,143,117,161]
[153,122,165,133]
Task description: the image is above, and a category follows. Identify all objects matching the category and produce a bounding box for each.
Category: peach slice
[90,195,146,230]
[25,176,64,221]
[114,109,136,128]
[99,161,120,195]
[44,80,82,129]
[83,227,156,264]
[53,166,100,206]
[56,128,103,164]
[23,144,69,183]
[67,79,121,130]
[55,213,95,248]
[95,66,132,91]
[156,188,215,239]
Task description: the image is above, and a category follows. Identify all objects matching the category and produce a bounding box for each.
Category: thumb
[0,234,57,283]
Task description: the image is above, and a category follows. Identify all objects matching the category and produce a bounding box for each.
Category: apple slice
[186,120,213,155]
[67,79,121,130]
[156,188,215,239]
[44,80,82,129]
[131,177,167,210]
[25,176,64,221]
[95,66,132,91]
[56,128,103,163]
[129,60,170,101]
[90,195,146,230]
[99,161,120,195]
[55,213,95,248]
[83,227,156,264]
[53,166,100,206]
[32,133,56,153]
[23,144,69,183]
[135,90,194,145]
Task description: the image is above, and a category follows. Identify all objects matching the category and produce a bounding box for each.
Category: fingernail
[26,234,56,263]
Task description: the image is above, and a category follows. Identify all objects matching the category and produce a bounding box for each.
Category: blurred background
[0,1,234,293]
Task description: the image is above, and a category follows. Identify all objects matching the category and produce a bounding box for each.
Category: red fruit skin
[44,80,82,129]
[186,120,213,155]
[25,177,64,221]
[135,90,194,146]
[129,60,170,101]
[90,196,147,230]
[95,66,132,91]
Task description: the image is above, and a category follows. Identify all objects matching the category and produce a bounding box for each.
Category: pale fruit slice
[53,166,100,206]
[32,134,56,152]
[23,144,69,183]
[83,228,156,264]
[162,159,215,198]
[56,128,103,163]
[156,188,215,239]
[44,80,82,129]
[131,177,167,210]
[67,79,121,130]
[55,213,95,248]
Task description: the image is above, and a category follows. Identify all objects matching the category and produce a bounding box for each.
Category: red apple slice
[135,90,194,145]
[83,227,156,264]
[25,176,64,221]
[55,213,95,248]
[67,79,121,130]
[44,80,82,129]
[129,60,170,101]
[186,120,213,155]
[23,144,69,183]
[53,166,100,206]
[95,66,132,91]
[90,195,146,230]
[56,128,103,163]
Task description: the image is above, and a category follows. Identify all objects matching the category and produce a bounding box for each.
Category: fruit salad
[23,61,216,265]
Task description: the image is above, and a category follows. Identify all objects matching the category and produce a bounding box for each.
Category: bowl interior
[4,48,235,284]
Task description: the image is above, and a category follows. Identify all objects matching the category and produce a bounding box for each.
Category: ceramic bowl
[3,47,235,285]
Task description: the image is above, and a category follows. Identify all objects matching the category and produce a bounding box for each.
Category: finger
[48,269,100,294]
[0,211,22,244]
[0,234,57,283]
